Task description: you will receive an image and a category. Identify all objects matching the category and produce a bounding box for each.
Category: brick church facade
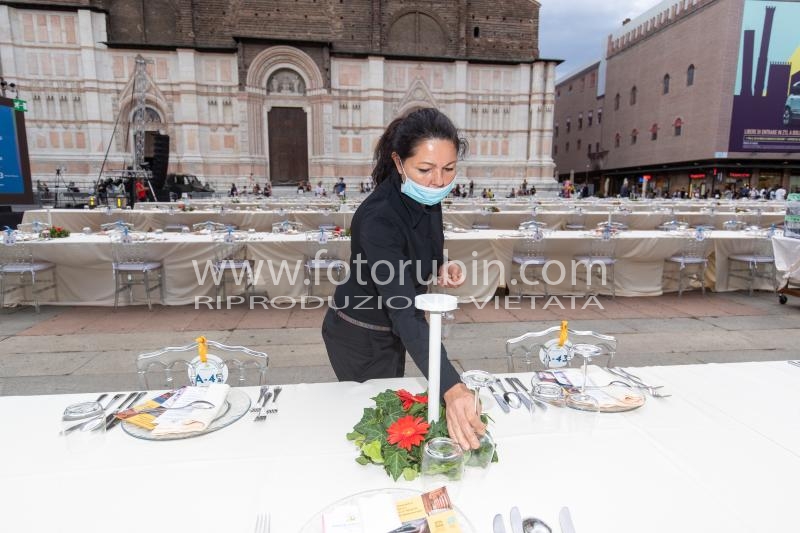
[1,0,558,191]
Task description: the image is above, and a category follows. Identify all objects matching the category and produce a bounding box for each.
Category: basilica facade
[0,0,558,191]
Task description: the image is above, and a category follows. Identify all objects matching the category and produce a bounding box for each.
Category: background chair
[505,326,616,372]
[727,235,777,296]
[136,339,269,389]
[101,220,134,233]
[212,233,254,299]
[0,234,57,312]
[564,208,586,230]
[510,228,549,296]
[303,230,346,297]
[192,221,227,232]
[573,233,617,298]
[111,234,164,310]
[664,232,711,296]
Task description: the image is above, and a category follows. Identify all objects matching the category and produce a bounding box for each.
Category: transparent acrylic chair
[664,231,711,296]
[510,227,549,296]
[573,233,617,298]
[110,234,164,310]
[564,208,586,230]
[192,221,227,232]
[101,220,134,233]
[16,221,51,237]
[136,339,269,390]
[271,220,304,234]
[505,326,616,372]
[727,235,778,296]
[212,232,254,299]
[303,230,346,297]
[1,233,58,312]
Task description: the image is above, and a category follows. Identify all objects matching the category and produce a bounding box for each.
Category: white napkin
[150,383,230,435]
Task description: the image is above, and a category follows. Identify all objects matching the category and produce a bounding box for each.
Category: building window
[566,119,571,133]
[553,145,558,156]
[651,123,658,141]
[597,109,603,124]
[577,139,582,150]
[630,86,637,105]
[595,142,600,153]
[578,114,583,130]
[554,124,559,138]
[614,93,620,110]
[588,111,593,127]
[674,117,683,136]
[663,74,670,94]
[568,84,573,93]
[473,26,480,38]
[631,129,638,145]
[687,64,695,86]
[566,141,570,152]
[614,133,621,148]
[587,143,592,156]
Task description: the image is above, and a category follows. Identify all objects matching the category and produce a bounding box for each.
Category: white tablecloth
[3,230,780,306]
[1,361,797,532]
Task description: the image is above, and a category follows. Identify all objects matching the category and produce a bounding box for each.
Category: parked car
[783,81,800,126]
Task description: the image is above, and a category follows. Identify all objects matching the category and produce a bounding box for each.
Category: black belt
[335,310,392,332]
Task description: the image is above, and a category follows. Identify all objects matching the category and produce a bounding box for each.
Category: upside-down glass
[60,401,106,449]
[459,370,497,469]
[421,437,466,493]
[564,344,602,412]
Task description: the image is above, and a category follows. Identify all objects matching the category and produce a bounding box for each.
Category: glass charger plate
[566,384,646,413]
[299,488,477,533]
[121,388,251,441]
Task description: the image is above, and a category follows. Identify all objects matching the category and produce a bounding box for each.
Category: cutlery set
[61,391,146,434]
[488,377,550,413]
[603,367,671,398]
[253,385,281,422]
[494,505,575,533]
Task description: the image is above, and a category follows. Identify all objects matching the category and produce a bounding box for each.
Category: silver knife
[504,378,533,411]
[493,513,507,533]
[559,506,576,533]
[257,390,272,418]
[510,376,548,411]
[488,384,510,413]
[509,506,524,533]
[788,360,800,368]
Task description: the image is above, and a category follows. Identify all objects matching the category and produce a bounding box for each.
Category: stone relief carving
[266,69,306,95]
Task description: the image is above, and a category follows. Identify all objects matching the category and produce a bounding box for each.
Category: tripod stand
[53,166,78,208]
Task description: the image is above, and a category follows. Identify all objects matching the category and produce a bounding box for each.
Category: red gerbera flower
[396,389,429,410]
[386,415,429,450]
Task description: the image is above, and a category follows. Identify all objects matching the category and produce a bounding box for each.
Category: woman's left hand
[438,261,465,288]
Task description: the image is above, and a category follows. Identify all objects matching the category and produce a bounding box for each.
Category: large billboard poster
[729,0,800,153]
[0,96,32,204]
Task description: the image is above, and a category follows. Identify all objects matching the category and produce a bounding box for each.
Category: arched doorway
[266,68,308,185]
[386,11,447,56]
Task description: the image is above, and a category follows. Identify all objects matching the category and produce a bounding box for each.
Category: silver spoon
[522,517,552,533]
[495,380,522,409]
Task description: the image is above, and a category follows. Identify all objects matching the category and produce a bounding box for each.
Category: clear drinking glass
[565,344,602,411]
[421,437,466,492]
[459,370,497,469]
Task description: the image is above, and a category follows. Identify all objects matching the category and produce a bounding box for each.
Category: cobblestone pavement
[1,291,798,396]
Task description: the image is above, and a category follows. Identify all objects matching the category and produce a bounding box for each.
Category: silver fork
[605,368,671,398]
[254,390,272,422]
[253,512,270,533]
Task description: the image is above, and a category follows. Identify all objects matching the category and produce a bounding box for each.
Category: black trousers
[322,308,406,382]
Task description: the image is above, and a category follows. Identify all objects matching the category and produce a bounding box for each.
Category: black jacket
[332,174,460,394]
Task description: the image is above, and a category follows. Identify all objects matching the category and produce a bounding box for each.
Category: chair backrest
[513,228,548,258]
[680,233,711,259]
[101,220,134,233]
[272,220,303,234]
[1,234,36,266]
[519,220,547,232]
[110,234,156,265]
[136,339,269,389]
[565,209,585,227]
[589,233,616,258]
[505,326,616,372]
[16,222,51,236]
[213,233,248,264]
[192,221,226,232]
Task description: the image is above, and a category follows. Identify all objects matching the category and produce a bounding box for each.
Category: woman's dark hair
[372,108,468,185]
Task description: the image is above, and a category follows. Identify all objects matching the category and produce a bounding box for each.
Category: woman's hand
[443,383,485,451]
[438,261,465,288]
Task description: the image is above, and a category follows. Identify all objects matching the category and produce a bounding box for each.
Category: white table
[1,361,797,532]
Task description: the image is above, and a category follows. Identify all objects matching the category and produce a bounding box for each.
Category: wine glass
[459,370,497,469]
[565,343,603,411]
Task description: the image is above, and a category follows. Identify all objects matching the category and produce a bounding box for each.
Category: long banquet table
[1,361,797,532]
[22,207,785,233]
[4,229,778,307]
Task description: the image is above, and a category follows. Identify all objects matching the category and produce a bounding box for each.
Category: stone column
[77,10,104,172]
[176,48,202,173]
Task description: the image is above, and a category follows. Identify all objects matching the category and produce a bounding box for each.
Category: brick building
[0,0,559,193]
[553,0,800,198]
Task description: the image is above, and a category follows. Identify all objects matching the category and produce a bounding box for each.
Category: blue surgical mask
[399,162,457,206]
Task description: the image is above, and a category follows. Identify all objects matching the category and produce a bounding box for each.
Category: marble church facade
[0,1,558,192]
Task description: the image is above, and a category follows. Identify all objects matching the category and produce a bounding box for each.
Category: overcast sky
[538,0,664,78]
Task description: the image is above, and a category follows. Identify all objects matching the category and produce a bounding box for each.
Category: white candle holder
[415,293,458,423]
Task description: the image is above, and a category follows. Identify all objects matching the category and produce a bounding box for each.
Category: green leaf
[375,391,405,421]
[402,467,418,481]
[355,456,370,465]
[408,401,426,416]
[361,440,384,464]
[383,447,412,481]
[345,431,363,442]
[353,408,386,443]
